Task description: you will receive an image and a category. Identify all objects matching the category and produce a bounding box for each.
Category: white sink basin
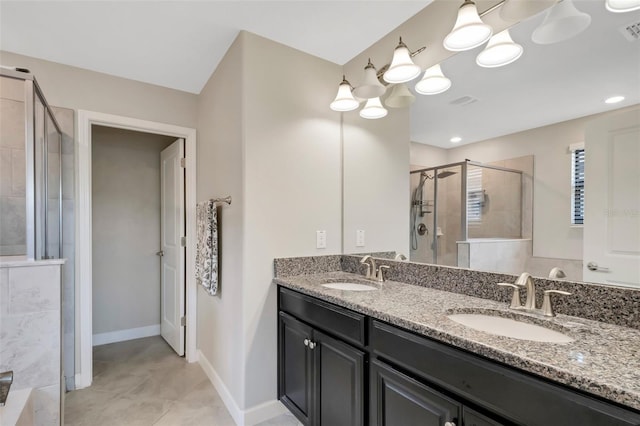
[322,282,378,291]
[447,314,574,343]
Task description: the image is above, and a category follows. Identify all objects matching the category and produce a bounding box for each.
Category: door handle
[156,251,164,257]
[304,338,310,347]
[587,261,609,272]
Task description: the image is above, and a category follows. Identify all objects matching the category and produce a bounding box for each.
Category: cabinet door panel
[371,360,461,426]
[463,407,505,426]
[315,330,365,426]
[279,312,314,425]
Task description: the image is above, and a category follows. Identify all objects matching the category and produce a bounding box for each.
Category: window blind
[467,167,483,223]
[571,148,585,225]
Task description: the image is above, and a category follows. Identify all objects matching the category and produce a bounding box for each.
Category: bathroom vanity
[274,257,640,426]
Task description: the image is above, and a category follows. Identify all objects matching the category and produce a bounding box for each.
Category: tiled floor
[64,336,301,426]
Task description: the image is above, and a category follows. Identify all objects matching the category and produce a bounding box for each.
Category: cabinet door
[279,312,314,425]
[463,407,505,426]
[371,360,461,426]
[314,330,365,426]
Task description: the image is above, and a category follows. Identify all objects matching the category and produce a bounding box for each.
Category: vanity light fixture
[450,136,462,143]
[531,0,591,45]
[352,59,386,100]
[359,97,388,119]
[606,0,640,12]
[415,64,452,95]
[444,0,493,51]
[330,76,360,112]
[476,29,524,68]
[605,95,625,104]
[385,83,416,108]
[383,37,422,84]
[499,0,558,21]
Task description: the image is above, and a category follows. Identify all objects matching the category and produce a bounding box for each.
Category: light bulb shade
[532,0,591,45]
[383,39,422,84]
[606,0,640,12]
[415,64,452,95]
[499,0,558,21]
[359,97,388,119]
[352,61,386,99]
[385,84,416,108]
[476,29,523,68]
[330,78,360,112]
[444,1,493,51]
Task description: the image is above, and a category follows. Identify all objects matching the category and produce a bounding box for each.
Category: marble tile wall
[0,261,63,425]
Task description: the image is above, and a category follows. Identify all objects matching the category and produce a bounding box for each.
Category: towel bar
[212,196,232,205]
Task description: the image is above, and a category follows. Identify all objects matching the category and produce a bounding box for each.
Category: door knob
[444,422,456,426]
[308,341,316,349]
[587,261,609,272]
[304,338,310,347]
[156,251,164,257]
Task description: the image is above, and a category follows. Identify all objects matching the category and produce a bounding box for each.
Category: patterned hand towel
[196,200,219,296]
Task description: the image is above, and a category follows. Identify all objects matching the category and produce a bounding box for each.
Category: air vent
[620,21,640,41]
[450,96,479,106]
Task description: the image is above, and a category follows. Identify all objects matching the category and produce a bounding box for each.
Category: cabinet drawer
[279,287,366,347]
[371,320,640,426]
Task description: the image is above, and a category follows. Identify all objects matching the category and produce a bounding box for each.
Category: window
[570,144,585,225]
[467,167,484,223]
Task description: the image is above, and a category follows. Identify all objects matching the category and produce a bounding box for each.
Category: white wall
[0,51,198,128]
[196,32,246,410]
[242,32,342,409]
[410,142,448,169]
[91,126,175,335]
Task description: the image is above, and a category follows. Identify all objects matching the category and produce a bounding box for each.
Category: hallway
[65,336,300,426]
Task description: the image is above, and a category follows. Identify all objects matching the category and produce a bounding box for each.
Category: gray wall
[91,126,174,336]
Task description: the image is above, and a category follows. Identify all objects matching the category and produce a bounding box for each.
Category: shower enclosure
[410,160,523,266]
[0,67,63,260]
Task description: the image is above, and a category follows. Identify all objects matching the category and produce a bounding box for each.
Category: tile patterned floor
[64,336,301,426]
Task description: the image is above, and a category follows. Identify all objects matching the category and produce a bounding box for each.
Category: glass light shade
[385,84,415,108]
[359,97,388,119]
[415,64,452,95]
[352,60,386,99]
[606,0,640,12]
[383,38,422,84]
[476,30,523,68]
[330,77,359,112]
[500,0,558,21]
[532,0,591,45]
[444,1,493,51]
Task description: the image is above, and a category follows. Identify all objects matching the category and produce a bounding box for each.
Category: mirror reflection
[402,1,640,286]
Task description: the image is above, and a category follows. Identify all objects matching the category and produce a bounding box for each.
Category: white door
[583,108,640,287]
[160,139,186,355]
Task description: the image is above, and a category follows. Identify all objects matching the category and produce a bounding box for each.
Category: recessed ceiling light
[450,136,462,143]
[605,95,625,104]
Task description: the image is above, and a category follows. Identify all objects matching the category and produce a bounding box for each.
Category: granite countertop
[273,271,640,411]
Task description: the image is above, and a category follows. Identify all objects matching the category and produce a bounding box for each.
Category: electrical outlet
[356,230,365,247]
[316,230,327,249]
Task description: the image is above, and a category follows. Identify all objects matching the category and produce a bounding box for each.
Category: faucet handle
[497,283,522,309]
[542,290,571,317]
[377,265,390,282]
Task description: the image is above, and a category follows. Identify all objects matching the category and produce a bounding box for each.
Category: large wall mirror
[343,0,640,288]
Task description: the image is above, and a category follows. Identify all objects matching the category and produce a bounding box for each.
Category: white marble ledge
[0,259,66,268]
[0,388,33,426]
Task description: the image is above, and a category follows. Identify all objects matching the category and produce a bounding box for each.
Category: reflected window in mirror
[571,143,585,226]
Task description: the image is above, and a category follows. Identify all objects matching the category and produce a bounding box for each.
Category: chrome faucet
[498,272,571,317]
[360,255,376,280]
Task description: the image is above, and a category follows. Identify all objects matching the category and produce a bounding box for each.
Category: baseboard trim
[197,350,287,426]
[197,349,243,425]
[92,324,160,346]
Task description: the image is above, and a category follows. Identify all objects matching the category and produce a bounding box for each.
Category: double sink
[321,281,574,344]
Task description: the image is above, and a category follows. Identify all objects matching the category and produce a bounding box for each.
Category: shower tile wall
[0,77,27,256]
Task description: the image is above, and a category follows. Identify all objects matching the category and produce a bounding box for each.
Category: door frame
[75,110,197,389]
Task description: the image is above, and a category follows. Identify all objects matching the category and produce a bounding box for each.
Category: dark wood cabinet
[371,360,461,426]
[278,311,365,426]
[277,286,640,426]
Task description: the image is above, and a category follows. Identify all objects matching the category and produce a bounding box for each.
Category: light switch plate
[356,230,365,247]
[316,230,327,249]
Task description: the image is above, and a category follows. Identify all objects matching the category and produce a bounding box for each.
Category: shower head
[436,170,457,179]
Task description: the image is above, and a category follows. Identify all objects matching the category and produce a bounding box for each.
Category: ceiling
[0,1,431,94]
[409,1,640,148]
